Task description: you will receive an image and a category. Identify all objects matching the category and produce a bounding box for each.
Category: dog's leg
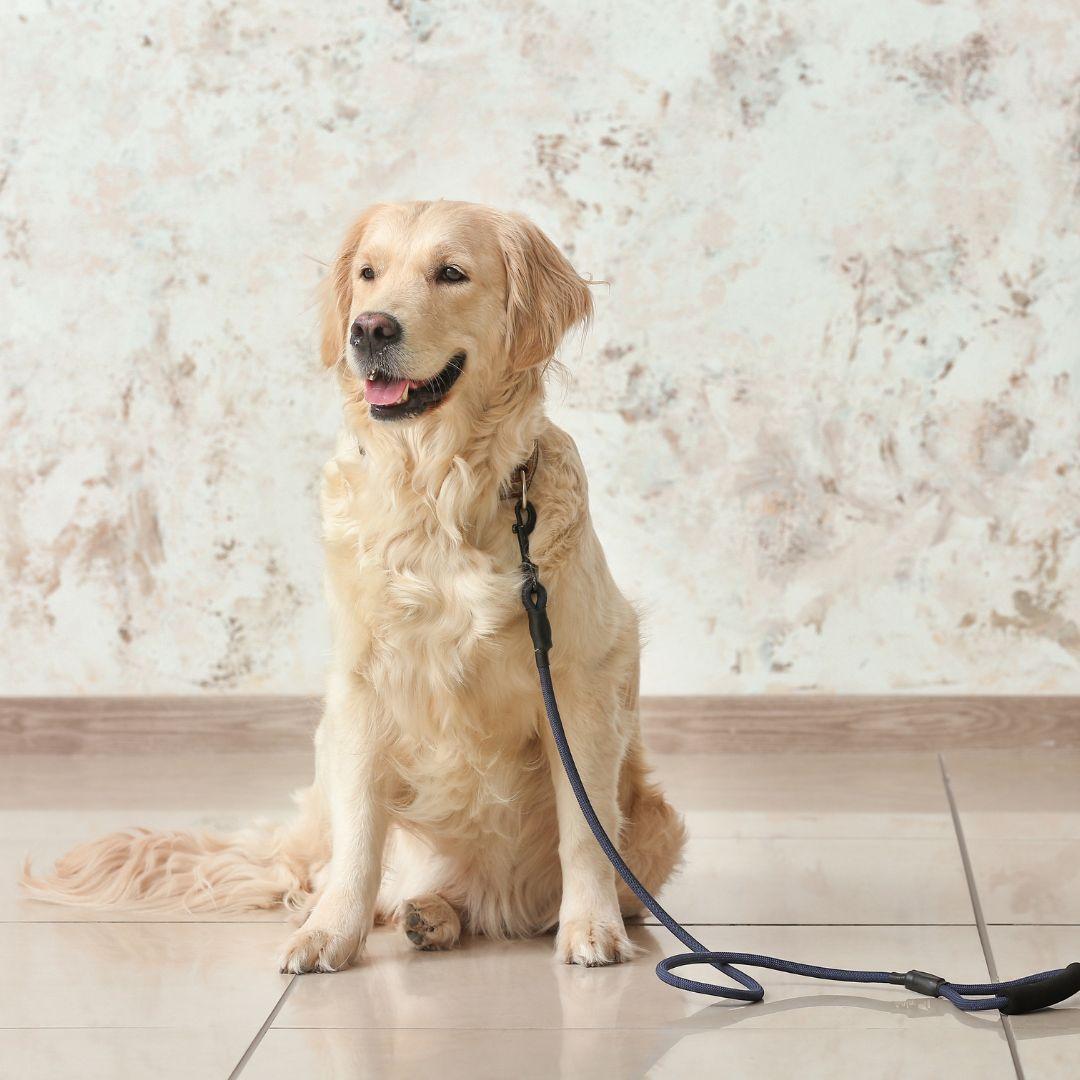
[543,683,636,966]
[279,675,388,974]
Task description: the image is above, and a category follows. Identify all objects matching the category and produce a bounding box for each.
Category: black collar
[501,442,540,502]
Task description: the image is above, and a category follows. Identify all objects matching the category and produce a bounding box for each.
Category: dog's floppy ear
[320,206,382,369]
[500,214,593,370]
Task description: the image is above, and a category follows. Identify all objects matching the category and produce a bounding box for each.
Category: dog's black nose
[350,312,401,357]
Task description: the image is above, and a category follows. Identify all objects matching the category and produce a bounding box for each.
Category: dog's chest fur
[321,452,534,745]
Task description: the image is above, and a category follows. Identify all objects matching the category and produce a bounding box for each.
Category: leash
[511,483,1080,1016]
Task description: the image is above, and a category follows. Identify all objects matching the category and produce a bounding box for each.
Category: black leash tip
[999,962,1080,1015]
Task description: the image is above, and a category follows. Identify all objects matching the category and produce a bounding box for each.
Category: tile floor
[1,749,1077,1079]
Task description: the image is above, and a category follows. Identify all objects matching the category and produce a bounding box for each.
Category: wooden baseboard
[0,696,321,754]
[0,695,1077,753]
[642,695,1079,752]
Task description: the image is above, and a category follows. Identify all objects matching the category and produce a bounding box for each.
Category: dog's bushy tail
[20,787,328,916]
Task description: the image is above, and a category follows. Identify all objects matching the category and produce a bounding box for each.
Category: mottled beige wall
[2,1,1078,694]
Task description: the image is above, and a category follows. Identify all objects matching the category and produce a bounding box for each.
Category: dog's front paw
[556,916,638,967]
[278,924,361,974]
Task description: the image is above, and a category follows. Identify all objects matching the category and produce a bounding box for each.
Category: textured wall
[2,1,1078,695]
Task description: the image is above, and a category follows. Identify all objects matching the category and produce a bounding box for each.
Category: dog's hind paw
[401,893,461,951]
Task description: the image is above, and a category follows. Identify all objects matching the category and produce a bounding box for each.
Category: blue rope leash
[512,497,1080,1016]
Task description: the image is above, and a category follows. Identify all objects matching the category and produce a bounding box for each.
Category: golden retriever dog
[22,201,686,972]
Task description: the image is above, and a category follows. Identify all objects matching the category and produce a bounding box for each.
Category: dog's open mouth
[363,352,466,421]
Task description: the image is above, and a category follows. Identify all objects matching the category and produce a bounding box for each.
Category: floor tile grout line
[640,921,1080,927]
[8,920,1076,930]
[935,755,999,977]
[227,975,297,1080]
[0,920,293,925]
[638,921,982,927]
[937,753,1025,1080]
[8,920,1071,928]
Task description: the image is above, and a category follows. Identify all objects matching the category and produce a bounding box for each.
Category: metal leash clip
[512,479,551,667]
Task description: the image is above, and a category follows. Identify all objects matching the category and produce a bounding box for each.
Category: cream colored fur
[22,201,686,972]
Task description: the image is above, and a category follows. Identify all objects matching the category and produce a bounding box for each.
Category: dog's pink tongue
[364,377,408,405]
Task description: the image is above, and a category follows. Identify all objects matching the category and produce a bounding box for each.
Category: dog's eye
[437,265,467,284]
[359,266,375,281]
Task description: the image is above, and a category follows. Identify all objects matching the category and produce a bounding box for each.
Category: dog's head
[320,201,592,424]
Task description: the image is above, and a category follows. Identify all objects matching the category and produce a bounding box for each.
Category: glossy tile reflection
[946,750,1080,926]
[0,1030,252,1080]
[244,1024,1017,1080]
[650,835,974,925]
[4,748,1077,1079]
[276,924,993,1032]
[988,926,1080,1080]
